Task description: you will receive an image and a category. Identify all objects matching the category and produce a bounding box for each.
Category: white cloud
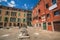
[0,0,7,2]
[8,0,16,7]
[24,3,28,9]
[8,3,15,7]
[24,3,26,7]
[2,0,7,2]
[0,0,2,2]
[10,1,15,5]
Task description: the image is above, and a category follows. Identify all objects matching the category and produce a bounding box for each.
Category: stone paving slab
[0,27,60,40]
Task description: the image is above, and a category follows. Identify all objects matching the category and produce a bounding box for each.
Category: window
[10,17,16,22]
[17,18,20,22]
[48,22,51,25]
[27,12,32,19]
[4,17,8,22]
[24,14,25,17]
[46,4,49,8]
[38,9,40,13]
[0,16,2,21]
[27,18,32,21]
[47,14,50,18]
[5,11,9,15]
[27,14,31,16]
[52,0,56,4]
[11,12,16,16]
[23,19,25,22]
[18,13,20,16]
[39,17,41,19]
[27,14,31,17]
[7,7,10,9]
[0,10,1,14]
[54,10,60,16]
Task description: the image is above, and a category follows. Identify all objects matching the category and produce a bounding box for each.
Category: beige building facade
[0,6,28,28]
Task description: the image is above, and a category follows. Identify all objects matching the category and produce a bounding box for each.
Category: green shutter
[0,16,2,21]
[23,19,25,22]
[18,18,20,22]
[18,13,20,16]
[0,10,1,14]
[24,14,25,17]
[43,23,46,30]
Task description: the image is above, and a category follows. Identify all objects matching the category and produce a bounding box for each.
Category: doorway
[53,21,60,31]
[9,23,12,27]
[43,22,46,30]
[17,23,20,26]
[4,23,7,27]
[0,22,3,28]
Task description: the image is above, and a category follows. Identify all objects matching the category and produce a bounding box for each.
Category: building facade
[32,0,60,31]
[27,11,32,26]
[0,6,32,28]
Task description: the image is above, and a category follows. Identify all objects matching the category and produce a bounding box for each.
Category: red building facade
[32,0,60,31]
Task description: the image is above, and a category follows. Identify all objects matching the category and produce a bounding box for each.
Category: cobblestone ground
[0,27,60,40]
